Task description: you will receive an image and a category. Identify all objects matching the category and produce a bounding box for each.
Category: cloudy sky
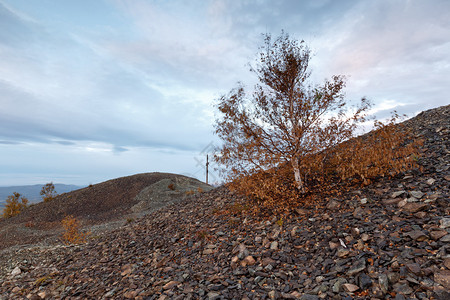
[0,0,449,186]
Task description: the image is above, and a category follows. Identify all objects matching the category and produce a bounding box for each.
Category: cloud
[0,1,217,153]
[309,0,450,110]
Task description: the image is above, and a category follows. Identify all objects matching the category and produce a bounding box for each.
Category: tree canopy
[215,32,371,192]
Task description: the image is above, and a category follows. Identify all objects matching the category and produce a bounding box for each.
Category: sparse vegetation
[168,183,175,190]
[2,192,29,218]
[25,220,35,228]
[40,182,58,202]
[319,113,423,185]
[61,215,90,245]
[215,32,371,195]
[185,190,195,196]
[214,32,421,213]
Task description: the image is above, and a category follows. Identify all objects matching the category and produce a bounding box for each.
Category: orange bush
[2,192,28,218]
[227,114,422,214]
[61,215,90,245]
[312,114,422,185]
[40,182,58,202]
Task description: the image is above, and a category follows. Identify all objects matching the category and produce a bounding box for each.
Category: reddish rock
[342,283,359,292]
[430,230,448,240]
[444,258,450,270]
[406,263,422,275]
[162,280,180,290]
[401,202,428,213]
[243,255,256,266]
[405,230,428,241]
[434,270,450,289]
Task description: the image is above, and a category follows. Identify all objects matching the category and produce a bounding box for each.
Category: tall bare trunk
[291,158,304,192]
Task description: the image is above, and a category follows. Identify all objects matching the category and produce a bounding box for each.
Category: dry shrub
[228,165,299,214]
[167,183,175,190]
[185,190,195,196]
[40,182,57,202]
[197,187,204,193]
[228,114,422,214]
[307,114,423,186]
[2,192,28,218]
[25,221,35,228]
[61,215,90,245]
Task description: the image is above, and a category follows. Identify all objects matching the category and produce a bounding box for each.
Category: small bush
[185,190,195,196]
[197,187,204,193]
[2,192,28,218]
[312,113,423,185]
[168,183,175,190]
[40,182,58,202]
[25,221,35,228]
[61,215,90,245]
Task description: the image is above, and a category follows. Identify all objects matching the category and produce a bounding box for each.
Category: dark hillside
[0,173,211,249]
[0,105,448,299]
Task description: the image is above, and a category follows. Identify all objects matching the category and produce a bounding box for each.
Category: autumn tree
[61,215,90,244]
[2,192,29,218]
[214,32,371,193]
[40,182,57,202]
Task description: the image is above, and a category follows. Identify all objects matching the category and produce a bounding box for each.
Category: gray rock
[379,273,389,293]
[410,190,424,199]
[358,273,373,290]
[439,234,450,243]
[332,277,347,293]
[347,259,366,276]
[392,191,406,198]
[440,218,450,229]
[10,266,21,277]
[270,241,278,250]
[300,295,319,300]
[393,282,413,295]
[207,292,221,300]
[426,178,436,185]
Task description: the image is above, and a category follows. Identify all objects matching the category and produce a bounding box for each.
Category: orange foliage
[215,32,371,194]
[61,215,90,245]
[304,113,423,186]
[40,182,58,202]
[2,192,28,218]
[214,32,422,213]
[226,114,421,214]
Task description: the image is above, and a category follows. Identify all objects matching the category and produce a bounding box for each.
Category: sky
[0,0,449,186]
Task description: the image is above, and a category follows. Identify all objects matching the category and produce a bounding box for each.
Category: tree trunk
[291,158,304,192]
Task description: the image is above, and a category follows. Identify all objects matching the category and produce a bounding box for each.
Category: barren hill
[0,173,212,250]
[0,105,449,299]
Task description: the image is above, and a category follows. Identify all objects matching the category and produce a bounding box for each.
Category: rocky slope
[0,105,449,299]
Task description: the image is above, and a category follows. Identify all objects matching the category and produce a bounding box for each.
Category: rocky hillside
[0,105,449,299]
[0,173,212,250]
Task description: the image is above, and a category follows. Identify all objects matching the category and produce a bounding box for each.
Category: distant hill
[0,184,83,209]
[0,173,213,249]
